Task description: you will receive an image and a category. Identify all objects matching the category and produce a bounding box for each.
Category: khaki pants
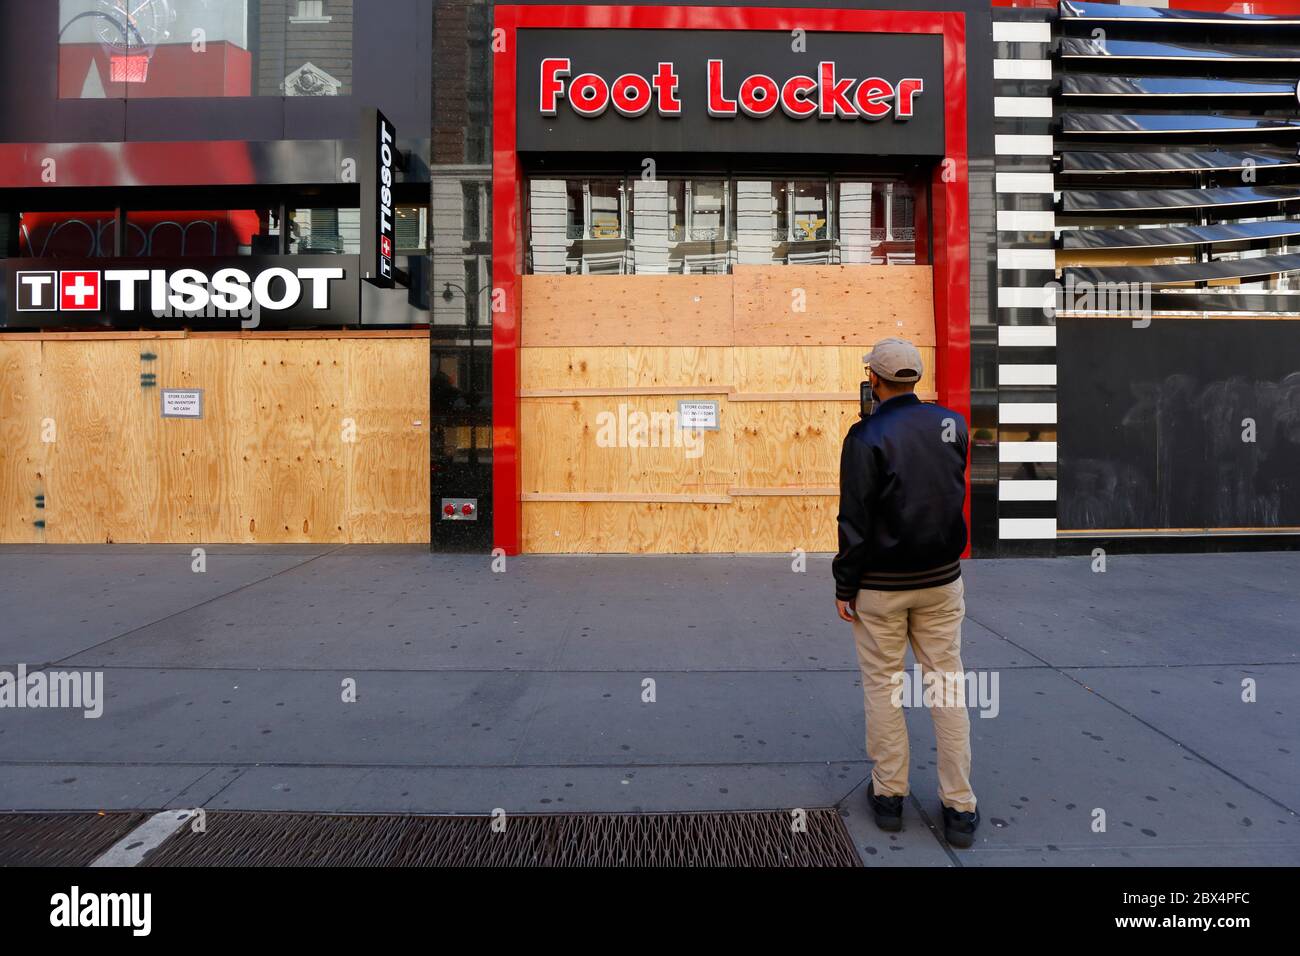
[850,577,976,813]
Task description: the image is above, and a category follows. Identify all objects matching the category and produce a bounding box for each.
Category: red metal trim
[937,11,972,558]
[492,5,972,556]
[995,0,1300,10]
[493,7,523,555]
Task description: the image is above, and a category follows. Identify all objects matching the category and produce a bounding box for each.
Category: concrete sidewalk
[0,545,1296,866]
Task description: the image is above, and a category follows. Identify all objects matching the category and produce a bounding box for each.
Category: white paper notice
[161,389,204,419]
[677,400,719,431]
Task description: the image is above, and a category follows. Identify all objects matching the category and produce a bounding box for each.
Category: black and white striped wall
[991,9,1058,549]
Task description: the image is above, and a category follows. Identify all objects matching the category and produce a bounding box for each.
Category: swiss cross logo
[380,235,392,259]
[59,271,101,311]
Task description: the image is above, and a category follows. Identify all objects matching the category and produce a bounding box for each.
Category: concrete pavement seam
[964,610,1300,818]
[41,545,350,669]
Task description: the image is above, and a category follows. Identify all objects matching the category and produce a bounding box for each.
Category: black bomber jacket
[832,393,969,600]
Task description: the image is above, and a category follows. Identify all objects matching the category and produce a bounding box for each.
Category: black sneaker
[867,780,903,832]
[942,805,980,848]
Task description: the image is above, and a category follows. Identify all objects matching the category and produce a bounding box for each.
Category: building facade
[2,0,1299,557]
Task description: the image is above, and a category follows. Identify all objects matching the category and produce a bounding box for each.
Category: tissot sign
[1,256,359,327]
[518,29,944,155]
[360,108,398,288]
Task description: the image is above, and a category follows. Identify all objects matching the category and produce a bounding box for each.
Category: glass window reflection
[525,175,918,273]
[57,0,354,99]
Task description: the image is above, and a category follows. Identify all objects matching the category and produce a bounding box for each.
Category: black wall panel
[1059,318,1300,531]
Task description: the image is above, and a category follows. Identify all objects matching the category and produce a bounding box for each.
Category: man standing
[833,337,979,848]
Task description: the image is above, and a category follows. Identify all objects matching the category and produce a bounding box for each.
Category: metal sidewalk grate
[0,812,150,867]
[143,809,862,867]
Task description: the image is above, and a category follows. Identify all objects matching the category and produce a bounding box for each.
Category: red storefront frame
[492,4,971,555]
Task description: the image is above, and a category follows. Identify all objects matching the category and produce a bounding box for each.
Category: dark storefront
[3,0,1299,557]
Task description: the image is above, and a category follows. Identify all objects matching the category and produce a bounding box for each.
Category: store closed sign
[518,29,943,155]
[678,400,720,431]
[161,389,203,419]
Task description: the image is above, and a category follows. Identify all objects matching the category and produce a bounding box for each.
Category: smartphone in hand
[860,380,877,418]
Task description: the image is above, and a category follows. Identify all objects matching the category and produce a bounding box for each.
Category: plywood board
[0,341,47,542]
[730,400,858,489]
[147,338,240,542]
[731,495,840,552]
[522,496,841,553]
[521,394,732,495]
[2,336,429,544]
[516,267,936,552]
[521,347,628,391]
[343,338,431,543]
[521,274,733,346]
[627,347,730,389]
[237,339,348,543]
[43,340,155,543]
[523,500,738,553]
[732,264,934,346]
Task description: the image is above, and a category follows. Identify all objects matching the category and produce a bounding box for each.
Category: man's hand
[836,598,856,623]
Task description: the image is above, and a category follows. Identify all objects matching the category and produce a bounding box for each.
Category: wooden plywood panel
[2,335,427,544]
[42,341,156,543]
[515,267,937,552]
[520,398,592,494]
[0,341,47,542]
[731,346,851,393]
[343,338,431,543]
[623,393,732,493]
[521,347,628,391]
[732,346,935,396]
[236,339,348,542]
[147,338,240,542]
[522,395,732,495]
[731,495,839,553]
[627,347,729,388]
[521,274,733,346]
[731,400,857,489]
[732,265,934,346]
[523,500,737,553]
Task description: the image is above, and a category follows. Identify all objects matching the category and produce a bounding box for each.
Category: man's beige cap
[863,337,923,383]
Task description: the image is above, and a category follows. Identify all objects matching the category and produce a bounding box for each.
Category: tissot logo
[539,58,923,121]
[14,266,345,314]
[377,119,395,279]
[362,108,398,287]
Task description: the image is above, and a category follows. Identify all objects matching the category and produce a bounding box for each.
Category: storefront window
[394,205,426,255]
[125,209,280,256]
[687,181,727,241]
[287,207,360,255]
[855,180,917,264]
[589,182,625,239]
[836,181,876,263]
[56,0,354,99]
[564,181,584,240]
[528,178,632,274]
[18,211,116,258]
[526,175,918,274]
[790,181,829,242]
